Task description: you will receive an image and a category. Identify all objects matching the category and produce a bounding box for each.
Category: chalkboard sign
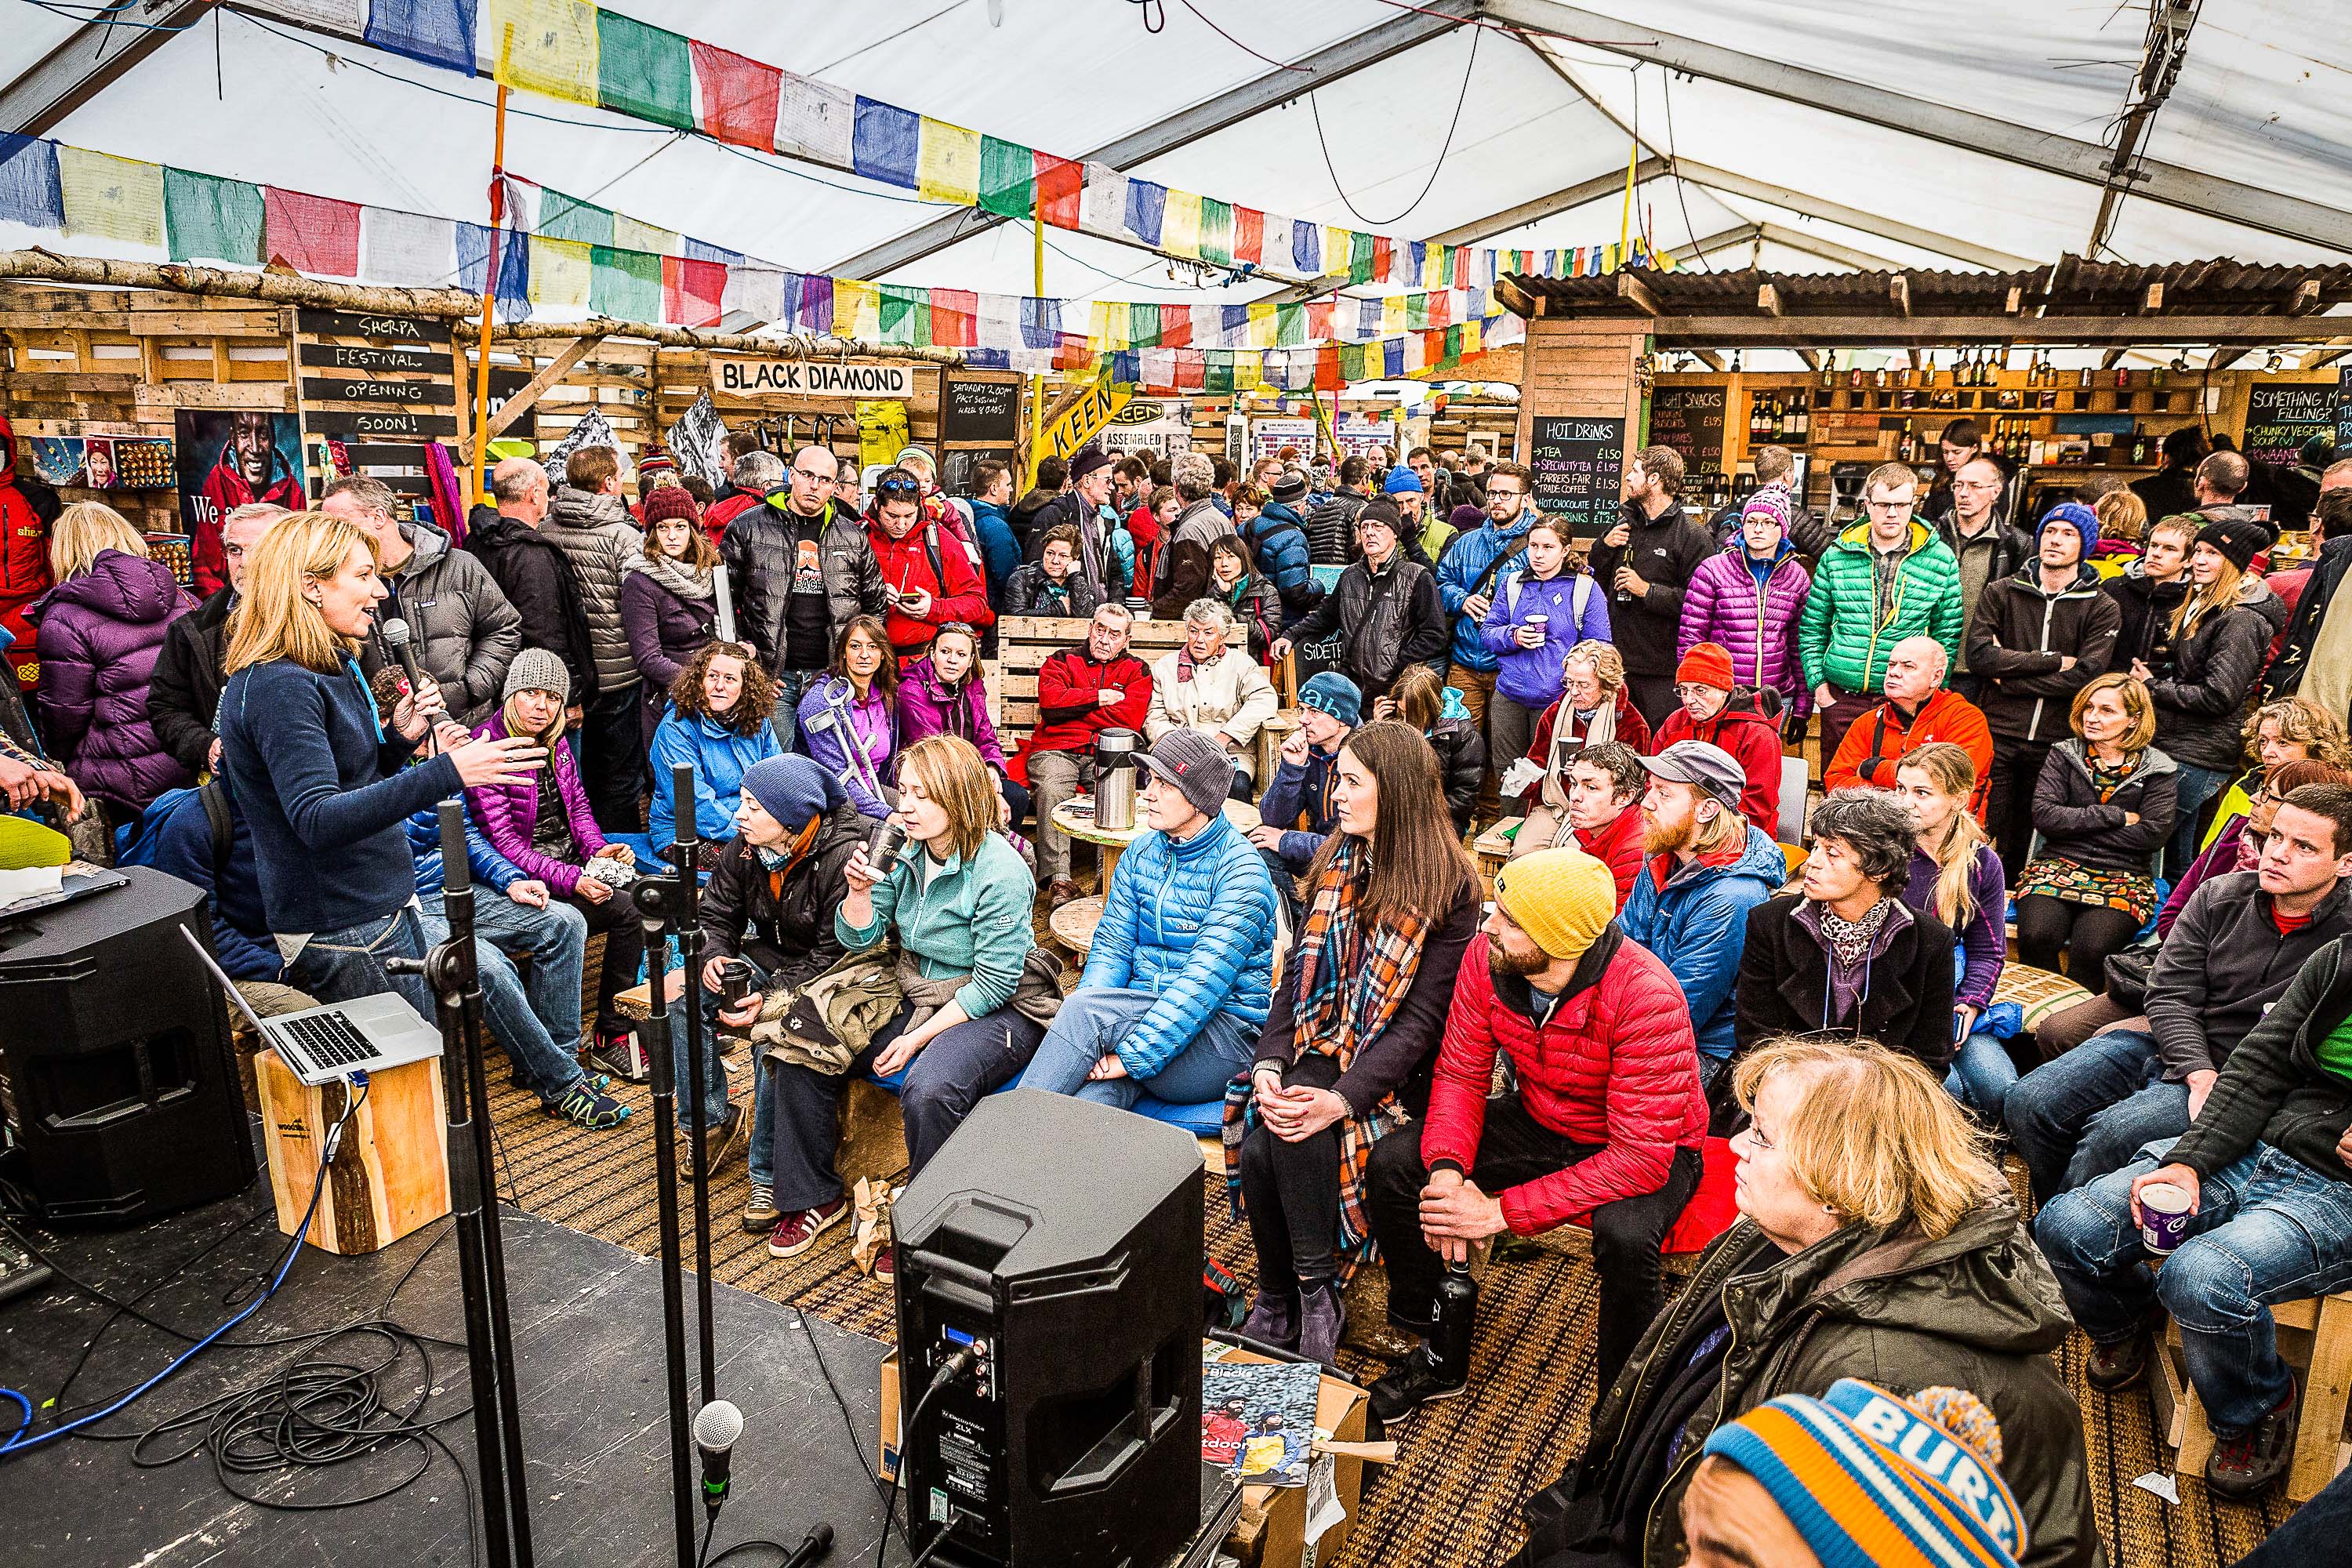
[2338,367,2352,457]
[942,379,1020,444]
[1650,386,1725,470]
[1527,415,1628,537]
[2244,381,2336,468]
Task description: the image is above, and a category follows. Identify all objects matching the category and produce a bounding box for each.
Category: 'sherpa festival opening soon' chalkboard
[1527,416,1628,537]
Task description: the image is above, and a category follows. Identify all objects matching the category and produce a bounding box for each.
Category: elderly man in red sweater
[1011,601,1154,906]
[1363,846,1705,1421]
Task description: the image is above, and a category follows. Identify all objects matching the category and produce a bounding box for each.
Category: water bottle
[1428,1258,1478,1383]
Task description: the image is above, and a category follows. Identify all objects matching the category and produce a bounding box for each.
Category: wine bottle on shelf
[2078,364,2093,388]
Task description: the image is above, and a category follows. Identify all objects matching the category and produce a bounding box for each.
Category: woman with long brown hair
[648,638,782,845]
[796,614,899,820]
[1229,720,1482,1367]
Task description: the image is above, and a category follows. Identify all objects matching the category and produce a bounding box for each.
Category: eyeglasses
[1953,479,2002,492]
[791,468,836,483]
[1865,499,1915,513]
[1487,487,1524,500]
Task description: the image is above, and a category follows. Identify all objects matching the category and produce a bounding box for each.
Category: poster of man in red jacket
[176,409,306,596]
[0,416,54,691]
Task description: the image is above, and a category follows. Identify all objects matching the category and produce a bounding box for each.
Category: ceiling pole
[0,0,218,134]
[2088,1,2201,256]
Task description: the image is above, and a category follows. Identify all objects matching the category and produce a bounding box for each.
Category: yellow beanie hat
[1491,846,1615,964]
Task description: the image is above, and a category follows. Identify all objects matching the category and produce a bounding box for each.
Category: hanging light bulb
[2266,350,2285,371]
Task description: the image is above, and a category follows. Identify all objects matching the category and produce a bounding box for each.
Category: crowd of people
[7,401,2352,1568]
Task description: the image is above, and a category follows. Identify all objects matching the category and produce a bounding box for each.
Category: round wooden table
[1048,795,1261,886]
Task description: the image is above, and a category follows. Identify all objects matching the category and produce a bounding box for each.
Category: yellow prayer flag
[57,147,165,248]
[1323,226,1351,279]
[915,118,981,206]
[833,278,877,339]
[528,236,592,307]
[1460,318,1483,358]
[486,0,600,106]
[1089,301,1127,352]
[610,213,676,256]
[1245,302,1277,350]
[1161,190,1202,260]
[1381,296,1406,338]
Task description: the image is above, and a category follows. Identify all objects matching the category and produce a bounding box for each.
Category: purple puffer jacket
[895,655,1008,775]
[33,549,194,809]
[1677,542,1813,717]
[618,565,716,742]
[464,708,607,895]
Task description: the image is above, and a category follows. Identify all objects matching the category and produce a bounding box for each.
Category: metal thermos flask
[1094,728,1138,832]
[1429,1259,1479,1383]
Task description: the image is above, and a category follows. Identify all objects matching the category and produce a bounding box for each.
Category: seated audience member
[1207,535,1283,663]
[466,652,649,1087]
[1686,1380,2033,1568]
[863,465,993,661]
[2201,695,2352,853]
[2006,783,2352,1205]
[1479,515,1613,777]
[1270,500,1448,702]
[1383,663,1483,834]
[1734,789,1956,1070]
[1251,672,1359,904]
[2034,797,2352,1497]
[1018,729,1278,1108]
[665,756,866,1237]
[1621,741,1788,1092]
[1145,600,1278,797]
[619,486,720,743]
[1822,636,1991,815]
[1649,642,1785,838]
[1679,486,1811,721]
[652,640,783,844]
[1364,847,1704,1417]
[1011,601,1152,907]
[1895,743,2011,1120]
[791,737,1052,1265]
[897,622,1025,829]
[1001,523,1105,620]
[1559,741,1650,905]
[0,728,82,820]
[1234,721,1482,1366]
[149,779,281,991]
[2161,757,2352,935]
[1519,640,1653,808]
[1967,501,2122,876]
[2012,673,2176,982]
[797,616,898,822]
[149,501,285,779]
[1518,1038,2096,1568]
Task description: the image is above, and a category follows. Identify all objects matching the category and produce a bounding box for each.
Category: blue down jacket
[1246,502,1316,614]
[1083,811,1277,1079]
[1436,513,1535,669]
[1617,823,1788,1062]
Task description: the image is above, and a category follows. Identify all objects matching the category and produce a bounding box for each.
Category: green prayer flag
[978,136,1034,220]
[595,10,695,131]
[1276,302,1304,347]
[1128,302,1159,348]
[163,168,263,265]
[1200,198,1232,265]
[1348,230,1374,285]
[590,244,661,321]
[539,188,614,247]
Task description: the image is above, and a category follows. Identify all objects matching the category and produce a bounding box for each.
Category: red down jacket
[1420,931,1707,1236]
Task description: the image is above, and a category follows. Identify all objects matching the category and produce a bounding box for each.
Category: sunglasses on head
[876,474,921,497]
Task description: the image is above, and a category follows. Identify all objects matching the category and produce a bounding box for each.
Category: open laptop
[180,926,443,1087]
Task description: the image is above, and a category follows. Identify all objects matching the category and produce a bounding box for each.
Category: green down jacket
[1798,516,1966,697]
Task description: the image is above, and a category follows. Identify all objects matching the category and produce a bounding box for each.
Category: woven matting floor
[479,1045,2297,1567]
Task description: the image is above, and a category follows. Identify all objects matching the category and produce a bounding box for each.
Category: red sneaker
[767,1197,848,1259]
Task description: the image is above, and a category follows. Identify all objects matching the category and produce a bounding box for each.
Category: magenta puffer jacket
[33,549,194,809]
[895,656,1009,775]
[1677,541,1812,717]
[464,708,607,894]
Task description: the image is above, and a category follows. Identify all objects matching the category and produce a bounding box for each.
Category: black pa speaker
[0,868,256,1223]
[893,1088,1204,1568]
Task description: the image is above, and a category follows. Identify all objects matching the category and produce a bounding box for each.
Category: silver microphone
[693,1399,744,1515]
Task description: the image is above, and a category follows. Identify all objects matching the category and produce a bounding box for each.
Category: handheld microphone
[380,618,439,753]
[693,1399,743,1515]
[777,1523,833,1567]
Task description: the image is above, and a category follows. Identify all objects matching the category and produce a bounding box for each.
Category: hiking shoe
[768,1197,849,1259]
[2208,1382,2298,1501]
[1298,1281,1347,1370]
[679,1102,746,1174]
[1238,1287,1301,1352]
[740,1182,779,1233]
[549,1078,629,1130]
[1368,1345,1465,1424]
[1046,878,1082,909]
[2085,1328,2153,1392]
[586,1032,644,1081]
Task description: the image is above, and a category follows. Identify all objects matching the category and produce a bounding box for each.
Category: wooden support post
[1889,274,1911,317]
[1756,282,1784,318]
[466,333,604,465]
[1616,272,1661,318]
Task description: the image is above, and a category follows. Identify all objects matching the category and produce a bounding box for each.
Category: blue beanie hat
[2038,501,2096,559]
[1298,671,1363,727]
[1384,465,1424,495]
[741,753,845,829]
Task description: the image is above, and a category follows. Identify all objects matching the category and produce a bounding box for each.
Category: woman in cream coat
[1147,599,1279,796]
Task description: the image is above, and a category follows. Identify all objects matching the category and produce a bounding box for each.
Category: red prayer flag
[1157,303,1192,348]
[1371,235,1393,284]
[263,187,361,277]
[1174,350,1204,393]
[1232,207,1264,266]
[689,42,783,151]
[1313,346,1341,393]
[1427,290,1452,328]
[1035,152,1083,229]
[931,288,978,348]
[1305,300,1335,342]
[663,256,727,326]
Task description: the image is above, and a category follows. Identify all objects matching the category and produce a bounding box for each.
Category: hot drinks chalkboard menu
[1527,415,1628,537]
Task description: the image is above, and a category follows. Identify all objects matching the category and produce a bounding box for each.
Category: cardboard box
[877,1344,1371,1565]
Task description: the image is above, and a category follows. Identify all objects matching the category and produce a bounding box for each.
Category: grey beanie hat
[502,647,571,705]
[1138,728,1236,820]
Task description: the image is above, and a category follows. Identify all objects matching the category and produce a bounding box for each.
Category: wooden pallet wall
[294,308,464,501]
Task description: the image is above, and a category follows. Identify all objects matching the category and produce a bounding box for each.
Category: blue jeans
[771,666,816,754]
[2003,1027,2187,1202]
[666,956,759,1180]
[421,890,589,1107]
[286,906,430,1017]
[2167,761,2231,882]
[1945,1032,2019,1122]
[1015,986,1258,1109]
[2034,1138,2352,1432]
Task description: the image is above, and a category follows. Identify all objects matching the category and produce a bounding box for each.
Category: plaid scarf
[1220,837,1427,1279]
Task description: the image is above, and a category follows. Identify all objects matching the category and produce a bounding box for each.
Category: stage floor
[1,1177,907,1567]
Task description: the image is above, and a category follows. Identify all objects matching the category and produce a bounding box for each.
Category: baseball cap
[1639,739,1747,814]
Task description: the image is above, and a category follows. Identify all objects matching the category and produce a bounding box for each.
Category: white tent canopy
[4,1,2348,332]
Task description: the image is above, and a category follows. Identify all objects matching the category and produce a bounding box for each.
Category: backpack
[1501,571,1595,627]
[114,778,230,870]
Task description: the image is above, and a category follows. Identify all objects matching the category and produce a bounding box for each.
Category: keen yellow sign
[1036,376,1133,467]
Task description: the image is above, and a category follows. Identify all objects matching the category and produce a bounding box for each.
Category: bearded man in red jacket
[1363,846,1705,1422]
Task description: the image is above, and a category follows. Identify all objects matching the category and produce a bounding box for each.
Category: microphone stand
[387,801,535,1568]
[667,762,718,1406]
[630,829,699,1568]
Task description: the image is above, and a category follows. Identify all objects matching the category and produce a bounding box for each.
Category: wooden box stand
[2147,1288,2352,1502]
[255,1049,450,1255]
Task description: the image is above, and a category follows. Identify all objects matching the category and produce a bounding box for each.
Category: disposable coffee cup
[866,820,909,877]
[1526,612,1549,641]
[718,959,755,1009]
[2139,1181,2194,1254]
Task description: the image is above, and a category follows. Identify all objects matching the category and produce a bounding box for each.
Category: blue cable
[0,1083,359,1458]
